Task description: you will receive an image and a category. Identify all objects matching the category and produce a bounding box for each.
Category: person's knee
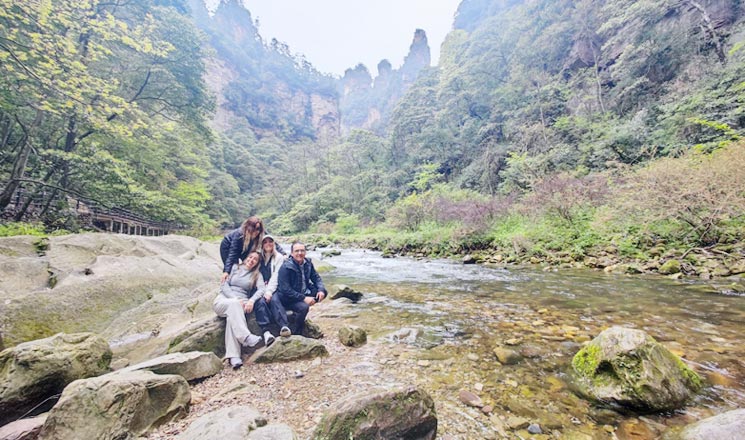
[296,301,310,315]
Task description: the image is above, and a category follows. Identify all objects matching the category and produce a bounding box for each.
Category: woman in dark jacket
[220,216,264,284]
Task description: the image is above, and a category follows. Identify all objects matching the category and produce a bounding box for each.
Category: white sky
[207,0,461,76]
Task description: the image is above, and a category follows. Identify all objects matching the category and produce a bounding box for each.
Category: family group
[214,216,327,369]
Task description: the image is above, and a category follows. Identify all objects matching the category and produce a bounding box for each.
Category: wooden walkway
[3,190,181,236]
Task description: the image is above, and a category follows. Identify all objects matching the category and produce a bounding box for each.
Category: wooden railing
[2,189,183,236]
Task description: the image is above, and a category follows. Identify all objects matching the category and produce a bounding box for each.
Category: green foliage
[0,0,214,228]
[0,222,47,237]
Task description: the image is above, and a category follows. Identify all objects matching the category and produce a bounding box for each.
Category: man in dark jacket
[273,242,327,337]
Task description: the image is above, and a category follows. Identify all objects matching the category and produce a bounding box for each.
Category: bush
[0,222,48,237]
[611,143,745,245]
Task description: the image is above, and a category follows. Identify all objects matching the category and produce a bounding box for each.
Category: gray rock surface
[38,370,189,440]
[675,408,745,440]
[120,351,222,381]
[168,317,227,357]
[312,386,437,440]
[0,332,112,426]
[0,414,47,440]
[251,336,328,363]
[338,326,367,347]
[0,234,220,350]
[248,424,298,439]
[571,326,702,412]
[174,406,266,440]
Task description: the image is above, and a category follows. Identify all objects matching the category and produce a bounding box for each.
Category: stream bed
[316,248,745,439]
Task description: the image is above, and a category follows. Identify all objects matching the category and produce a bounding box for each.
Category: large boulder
[168,317,226,357]
[311,386,437,440]
[0,332,112,426]
[0,234,219,348]
[669,408,745,440]
[174,406,297,440]
[252,336,328,363]
[168,316,323,358]
[120,351,222,381]
[571,326,702,412]
[38,370,190,440]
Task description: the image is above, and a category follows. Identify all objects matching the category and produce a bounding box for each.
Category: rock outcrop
[312,386,437,440]
[38,370,190,440]
[120,351,222,382]
[252,336,328,363]
[0,234,219,350]
[169,315,323,358]
[571,326,702,412]
[173,405,297,440]
[0,332,112,426]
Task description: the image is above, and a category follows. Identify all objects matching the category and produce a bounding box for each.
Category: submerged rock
[672,408,745,440]
[570,326,702,412]
[0,332,112,426]
[312,386,437,440]
[38,370,189,440]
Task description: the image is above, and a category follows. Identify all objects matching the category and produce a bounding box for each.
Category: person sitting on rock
[219,216,285,285]
[273,242,327,337]
[213,251,274,369]
[252,234,285,346]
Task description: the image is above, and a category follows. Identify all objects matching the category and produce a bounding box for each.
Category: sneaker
[263,331,275,347]
[229,357,243,369]
[243,333,261,348]
[280,326,291,337]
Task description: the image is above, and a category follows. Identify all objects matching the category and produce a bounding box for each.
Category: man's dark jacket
[276,257,325,303]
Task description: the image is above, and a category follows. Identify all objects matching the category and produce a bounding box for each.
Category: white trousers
[213,295,254,359]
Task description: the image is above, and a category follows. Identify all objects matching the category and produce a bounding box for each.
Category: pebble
[481,405,493,415]
[417,360,431,367]
[294,370,304,378]
[467,353,480,361]
[458,389,484,408]
[474,382,484,391]
[527,423,542,434]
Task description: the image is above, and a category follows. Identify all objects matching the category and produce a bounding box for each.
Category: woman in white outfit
[213,251,264,369]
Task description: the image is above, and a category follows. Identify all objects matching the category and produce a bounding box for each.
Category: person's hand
[220,272,229,284]
[264,293,272,302]
[243,299,254,313]
[316,291,326,302]
[304,296,316,306]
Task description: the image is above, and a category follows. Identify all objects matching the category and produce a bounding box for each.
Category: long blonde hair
[241,216,264,253]
[243,251,261,289]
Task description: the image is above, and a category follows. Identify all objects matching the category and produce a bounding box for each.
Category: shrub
[612,143,745,245]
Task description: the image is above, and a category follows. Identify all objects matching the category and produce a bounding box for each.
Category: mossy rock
[659,259,681,275]
[570,326,701,413]
[312,386,437,440]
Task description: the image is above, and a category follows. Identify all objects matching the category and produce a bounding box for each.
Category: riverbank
[299,230,745,285]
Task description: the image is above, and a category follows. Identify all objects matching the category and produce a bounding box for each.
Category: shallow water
[316,248,745,438]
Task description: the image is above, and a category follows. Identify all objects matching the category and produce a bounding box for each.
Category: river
[315,248,745,438]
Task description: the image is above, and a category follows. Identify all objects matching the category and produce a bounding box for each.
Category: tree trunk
[0,111,42,212]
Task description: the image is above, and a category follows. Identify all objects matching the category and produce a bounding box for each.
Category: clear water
[315,248,745,437]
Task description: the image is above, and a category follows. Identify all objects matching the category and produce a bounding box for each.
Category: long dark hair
[240,216,264,253]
